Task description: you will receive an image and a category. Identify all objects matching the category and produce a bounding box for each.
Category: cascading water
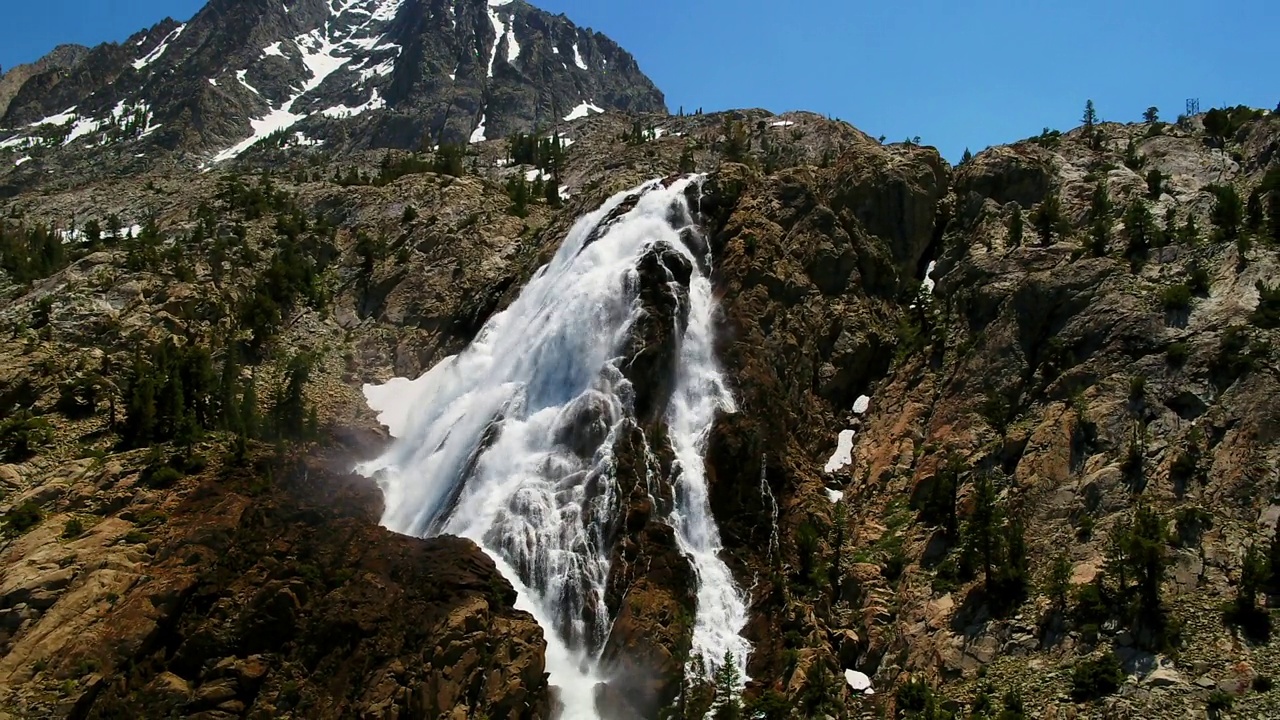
[358,176,750,718]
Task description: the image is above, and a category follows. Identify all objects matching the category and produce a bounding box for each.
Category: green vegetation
[1160,284,1192,313]
[1071,651,1124,701]
[1122,199,1155,269]
[955,472,1029,614]
[1251,281,1280,328]
[1145,168,1165,199]
[1081,100,1100,149]
[431,143,467,177]
[0,411,54,462]
[1008,205,1024,247]
[3,501,43,536]
[1208,184,1244,242]
[0,223,70,284]
[1029,192,1066,245]
[1202,105,1264,144]
[1085,180,1111,257]
[1224,543,1272,641]
[62,517,85,539]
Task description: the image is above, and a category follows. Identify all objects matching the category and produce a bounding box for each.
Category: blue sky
[2,0,1275,161]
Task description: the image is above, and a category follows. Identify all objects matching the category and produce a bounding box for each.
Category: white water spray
[359,177,750,717]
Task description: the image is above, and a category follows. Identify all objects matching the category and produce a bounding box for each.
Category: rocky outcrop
[0,44,90,119]
[1,443,551,719]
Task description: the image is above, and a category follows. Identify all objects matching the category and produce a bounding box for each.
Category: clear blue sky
[3,0,1275,161]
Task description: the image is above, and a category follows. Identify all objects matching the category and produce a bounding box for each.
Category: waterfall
[358,176,749,718]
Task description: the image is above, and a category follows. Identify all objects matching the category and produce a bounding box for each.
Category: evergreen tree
[1048,551,1073,608]
[1143,106,1160,124]
[1209,184,1244,242]
[506,175,530,218]
[961,148,974,164]
[1145,168,1165,199]
[241,372,259,440]
[1159,206,1178,248]
[432,143,466,177]
[1123,199,1155,268]
[270,353,314,441]
[1030,192,1064,245]
[1228,543,1272,639]
[711,652,742,720]
[544,179,562,208]
[122,358,157,448]
[1246,188,1264,231]
[964,472,1001,589]
[679,144,697,174]
[218,351,242,431]
[1268,190,1280,244]
[1179,215,1199,245]
[1086,181,1112,257]
[1082,100,1100,148]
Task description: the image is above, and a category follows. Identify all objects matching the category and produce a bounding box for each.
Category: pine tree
[679,144,697,174]
[964,472,1002,589]
[961,147,974,164]
[1179,215,1199,245]
[1143,106,1160,124]
[1086,181,1112,257]
[1146,168,1165,199]
[1123,199,1154,269]
[218,352,241,431]
[1246,188,1264,231]
[1160,207,1178,249]
[122,359,157,449]
[1082,100,1100,148]
[1008,205,1024,247]
[1030,192,1064,245]
[1048,551,1073,608]
[1268,191,1280,245]
[711,652,742,720]
[241,372,259,440]
[270,354,314,441]
[1209,184,1244,242]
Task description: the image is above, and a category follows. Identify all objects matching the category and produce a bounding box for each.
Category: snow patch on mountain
[321,89,386,118]
[133,24,185,70]
[504,16,520,64]
[485,7,505,78]
[572,42,587,70]
[563,102,603,121]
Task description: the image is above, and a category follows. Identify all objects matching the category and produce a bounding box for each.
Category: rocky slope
[1,88,1278,720]
[0,0,663,181]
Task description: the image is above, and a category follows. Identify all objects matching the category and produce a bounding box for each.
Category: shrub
[3,501,43,536]
[142,465,183,490]
[1207,689,1234,715]
[1165,342,1189,367]
[62,517,85,539]
[1128,375,1146,401]
[1251,281,1280,329]
[1160,284,1192,312]
[1071,651,1124,701]
[0,411,54,462]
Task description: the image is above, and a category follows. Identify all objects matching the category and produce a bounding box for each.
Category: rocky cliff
[0,52,1278,720]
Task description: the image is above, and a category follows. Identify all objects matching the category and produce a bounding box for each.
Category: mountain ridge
[0,0,665,170]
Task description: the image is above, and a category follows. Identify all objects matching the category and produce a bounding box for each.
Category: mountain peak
[0,0,665,172]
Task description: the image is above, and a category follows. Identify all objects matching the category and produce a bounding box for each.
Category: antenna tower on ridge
[1186,98,1200,116]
